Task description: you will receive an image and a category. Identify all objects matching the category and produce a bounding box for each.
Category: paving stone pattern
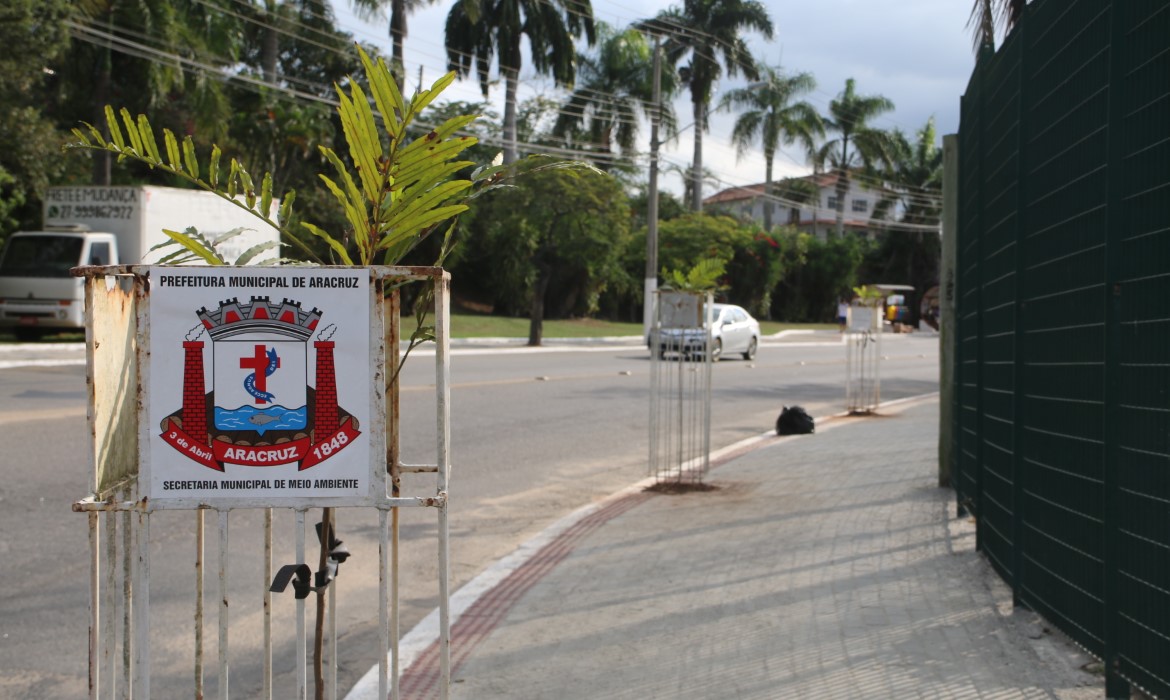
[438,400,1105,699]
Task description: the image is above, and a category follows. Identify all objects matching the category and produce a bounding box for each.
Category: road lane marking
[0,406,86,426]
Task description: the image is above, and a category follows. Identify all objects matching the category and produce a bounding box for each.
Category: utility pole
[643,36,662,343]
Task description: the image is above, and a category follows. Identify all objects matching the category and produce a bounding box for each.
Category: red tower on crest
[182,341,208,444]
[314,341,339,437]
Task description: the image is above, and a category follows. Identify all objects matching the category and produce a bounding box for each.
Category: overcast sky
[329,0,979,197]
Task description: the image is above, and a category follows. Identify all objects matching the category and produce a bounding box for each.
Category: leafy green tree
[553,23,676,171]
[0,170,25,241]
[656,212,752,273]
[640,0,773,211]
[228,3,360,258]
[774,233,870,322]
[815,78,894,239]
[225,94,341,259]
[456,168,631,345]
[725,227,806,319]
[445,0,596,164]
[0,0,74,234]
[719,65,821,231]
[642,213,805,318]
[59,0,246,185]
[240,1,358,91]
[628,188,686,224]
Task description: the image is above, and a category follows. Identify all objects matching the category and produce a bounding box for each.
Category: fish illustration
[249,413,281,426]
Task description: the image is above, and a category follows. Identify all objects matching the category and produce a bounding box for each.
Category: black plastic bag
[776,405,815,435]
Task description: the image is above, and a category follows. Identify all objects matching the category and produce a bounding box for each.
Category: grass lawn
[428,314,834,338]
[0,316,834,343]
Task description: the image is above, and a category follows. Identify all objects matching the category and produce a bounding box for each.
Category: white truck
[0,186,280,340]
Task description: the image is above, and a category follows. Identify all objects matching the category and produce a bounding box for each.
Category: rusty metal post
[435,275,452,699]
[263,508,272,699]
[296,509,307,698]
[217,510,229,700]
[135,509,151,699]
[88,511,99,700]
[386,289,402,699]
[196,509,205,698]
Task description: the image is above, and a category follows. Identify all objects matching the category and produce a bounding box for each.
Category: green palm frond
[662,258,726,292]
[65,45,489,268]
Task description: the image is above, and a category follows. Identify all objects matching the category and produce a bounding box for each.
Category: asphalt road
[0,333,940,698]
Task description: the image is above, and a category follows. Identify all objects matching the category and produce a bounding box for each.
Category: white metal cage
[648,290,713,485]
[844,303,882,413]
[73,265,452,699]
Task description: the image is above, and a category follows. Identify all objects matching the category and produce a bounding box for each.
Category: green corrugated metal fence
[956,1,1170,697]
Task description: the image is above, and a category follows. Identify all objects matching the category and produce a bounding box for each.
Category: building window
[826,196,838,210]
[852,199,868,213]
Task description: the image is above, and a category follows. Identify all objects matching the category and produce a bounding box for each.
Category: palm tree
[867,117,944,323]
[815,78,894,239]
[640,0,773,212]
[875,118,943,228]
[445,0,596,164]
[969,0,1025,50]
[350,0,439,82]
[719,65,821,231]
[552,23,677,172]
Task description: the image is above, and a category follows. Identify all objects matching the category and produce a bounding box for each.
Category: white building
[703,171,893,240]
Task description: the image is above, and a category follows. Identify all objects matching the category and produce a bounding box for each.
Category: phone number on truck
[47,205,135,220]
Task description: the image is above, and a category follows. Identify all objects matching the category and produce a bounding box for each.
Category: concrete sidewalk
[396,397,1103,699]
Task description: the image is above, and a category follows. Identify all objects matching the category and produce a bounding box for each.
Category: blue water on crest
[214,405,308,436]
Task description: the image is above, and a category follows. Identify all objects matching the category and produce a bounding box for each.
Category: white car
[654,303,761,361]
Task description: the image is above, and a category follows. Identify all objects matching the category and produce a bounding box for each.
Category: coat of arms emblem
[160,296,360,471]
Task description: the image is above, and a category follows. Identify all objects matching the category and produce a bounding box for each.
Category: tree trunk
[502,65,520,164]
[528,259,552,346]
[261,1,279,84]
[599,125,613,172]
[690,98,704,212]
[833,138,849,239]
[92,11,113,186]
[390,0,406,87]
[763,154,774,232]
[833,168,848,239]
[811,164,819,239]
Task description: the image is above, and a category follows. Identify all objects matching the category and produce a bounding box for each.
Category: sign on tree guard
[148,267,373,504]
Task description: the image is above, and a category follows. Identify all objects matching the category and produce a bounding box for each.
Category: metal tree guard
[845,302,882,413]
[649,290,713,485]
[73,265,452,700]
